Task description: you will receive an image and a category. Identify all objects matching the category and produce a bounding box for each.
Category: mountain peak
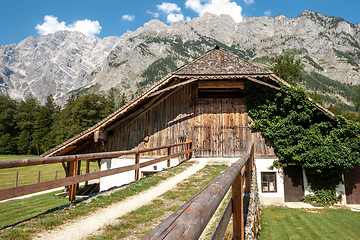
[0,12,359,106]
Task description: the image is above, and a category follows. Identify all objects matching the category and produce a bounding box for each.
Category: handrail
[0,141,192,201]
[0,141,192,169]
[142,143,254,240]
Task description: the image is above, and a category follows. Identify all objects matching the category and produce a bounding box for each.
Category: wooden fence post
[167,147,171,167]
[245,157,252,193]
[55,170,58,180]
[38,171,41,183]
[85,160,90,186]
[14,171,19,187]
[186,142,190,159]
[69,160,77,201]
[135,153,140,180]
[232,171,244,240]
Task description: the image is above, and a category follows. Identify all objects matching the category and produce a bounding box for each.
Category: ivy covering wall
[246,81,360,196]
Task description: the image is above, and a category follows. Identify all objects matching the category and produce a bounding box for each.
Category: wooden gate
[283,165,304,202]
[193,97,249,157]
[344,165,360,204]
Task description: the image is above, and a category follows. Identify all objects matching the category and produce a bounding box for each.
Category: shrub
[300,189,343,207]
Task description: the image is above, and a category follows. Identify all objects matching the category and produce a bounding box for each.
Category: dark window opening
[198,88,245,98]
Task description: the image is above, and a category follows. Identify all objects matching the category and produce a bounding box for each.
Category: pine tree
[33,95,60,154]
[271,55,304,85]
[16,97,40,154]
[0,95,18,153]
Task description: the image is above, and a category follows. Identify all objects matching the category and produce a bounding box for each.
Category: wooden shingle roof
[174,47,269,76]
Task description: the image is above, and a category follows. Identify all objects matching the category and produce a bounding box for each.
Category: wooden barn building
[43,47,360,204]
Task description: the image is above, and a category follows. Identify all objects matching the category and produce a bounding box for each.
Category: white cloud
[35,16,67,35]
[264,10,271,17]
[167,13,185,23]
[244,0,254,5]
[70,19,101,36]
[36,15,101,36]
[185,0,243,23]
[157,2,181,14]
[156,2,185,23]
[146,10,160,18]
[122,14,135,21]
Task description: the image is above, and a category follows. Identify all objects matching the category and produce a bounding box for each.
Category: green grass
[0,155,99,190]
[89,165,228,239]
[0,190,69,229]
[259,206,360,240]
[0,162,193,239]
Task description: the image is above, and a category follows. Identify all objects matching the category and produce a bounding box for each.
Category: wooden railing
[0,140,192,202]
[142,144,254,240]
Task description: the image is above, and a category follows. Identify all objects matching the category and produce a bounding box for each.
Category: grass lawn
[0,155,99,190]
[0,162,194,239]
[0,190,69,229]
[260,206,360,240]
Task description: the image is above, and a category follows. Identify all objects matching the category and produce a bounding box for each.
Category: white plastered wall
[255,158,284,204]
[100,157,181,192]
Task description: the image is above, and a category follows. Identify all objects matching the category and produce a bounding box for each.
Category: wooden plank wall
[107,85,193,156]
[70,82,275,158]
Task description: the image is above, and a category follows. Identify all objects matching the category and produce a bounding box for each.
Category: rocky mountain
[0,31,120,104]
[0,10,359,108]
[86,10,360,109]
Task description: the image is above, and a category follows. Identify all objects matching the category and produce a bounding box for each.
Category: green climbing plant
[246,81,360,205]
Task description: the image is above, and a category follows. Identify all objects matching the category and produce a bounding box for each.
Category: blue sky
[1,0,360,45]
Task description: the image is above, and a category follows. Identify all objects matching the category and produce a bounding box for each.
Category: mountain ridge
[0,10,359,107]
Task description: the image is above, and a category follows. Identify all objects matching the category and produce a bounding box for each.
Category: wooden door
[222,98,250,157]
[193,97,249,157]
[344,165,360,204]
[283,165,304,202]
[193,98,222,157]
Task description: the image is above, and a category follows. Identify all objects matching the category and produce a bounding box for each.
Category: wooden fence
[0,140,192,202]
[142,144,254,240]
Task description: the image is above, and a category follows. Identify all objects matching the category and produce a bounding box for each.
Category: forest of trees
[0,90,126,155]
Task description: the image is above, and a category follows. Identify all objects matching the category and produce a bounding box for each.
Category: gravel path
[34,160,208,240]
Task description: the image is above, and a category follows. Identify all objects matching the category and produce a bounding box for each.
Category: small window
[261,172,277,193]
[141,171,157,178]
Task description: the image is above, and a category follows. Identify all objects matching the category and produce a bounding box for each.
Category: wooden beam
[147,78,197,98]
[167,147,171,167]
[56,145,77,156]
[198,80,244,89]
[85,160,90,186]
[245,157,252,193]
[94,128,108,143]
[0,141,192,169]
[210,198,233,240]
[232,169,244,240]
[135,153,140,180]
[68,160,77,201]
[247,77,282,92]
